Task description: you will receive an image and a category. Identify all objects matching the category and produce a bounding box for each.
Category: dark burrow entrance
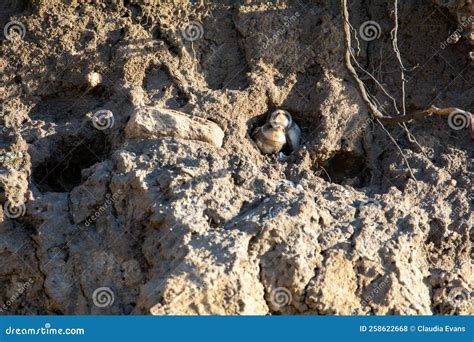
[247,108,309,156]
[248,110,371,187]
[32,133,110,192]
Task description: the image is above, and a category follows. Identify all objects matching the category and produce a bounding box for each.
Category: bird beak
[270,123,284,130]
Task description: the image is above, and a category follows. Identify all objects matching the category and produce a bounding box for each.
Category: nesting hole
[322,151,368,186]
[32,134,110,192]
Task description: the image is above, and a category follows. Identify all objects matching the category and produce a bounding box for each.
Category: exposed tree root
[340,0,473,128]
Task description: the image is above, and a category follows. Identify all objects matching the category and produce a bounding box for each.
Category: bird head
[269,110,292,129]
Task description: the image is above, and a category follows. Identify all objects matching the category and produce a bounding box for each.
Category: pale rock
[125,106,224,147]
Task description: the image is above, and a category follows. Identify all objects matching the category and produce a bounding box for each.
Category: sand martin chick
[268,109,301,152]
[252,123,287,154]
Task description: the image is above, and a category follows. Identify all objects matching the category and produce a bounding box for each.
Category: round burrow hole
[32,134,110,192]
[321,151,369,186]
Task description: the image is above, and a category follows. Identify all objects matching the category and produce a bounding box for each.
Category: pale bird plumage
[252,124,287,154]
[253,109,301,154]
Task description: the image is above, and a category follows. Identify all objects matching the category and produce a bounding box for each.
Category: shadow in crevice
[29,87,110,124]
[32,133,110,193]
[322,151,369,187]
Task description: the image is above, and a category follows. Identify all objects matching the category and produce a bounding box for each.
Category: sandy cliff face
[0,0,472,315]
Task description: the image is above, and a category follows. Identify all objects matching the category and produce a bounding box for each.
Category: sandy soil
[0,0,472,315]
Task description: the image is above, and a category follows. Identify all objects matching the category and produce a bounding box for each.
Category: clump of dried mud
[0,0,472,315]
